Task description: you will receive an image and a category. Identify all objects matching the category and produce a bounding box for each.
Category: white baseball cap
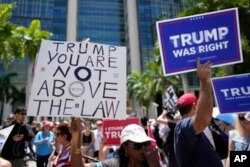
[120,124,155,144]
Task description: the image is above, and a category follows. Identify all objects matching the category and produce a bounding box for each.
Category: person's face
[85,124,91,131]
[7,116,15,123]
[97,124,102,130]
[238,114,250,128]
[43,125,51,132]
[124,141,151,161]
[15,111,26,123]
[56,131,64,144]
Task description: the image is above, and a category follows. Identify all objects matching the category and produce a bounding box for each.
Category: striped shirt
[53,143,71,167]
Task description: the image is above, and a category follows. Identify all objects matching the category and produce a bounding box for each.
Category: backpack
[209,118,229,159]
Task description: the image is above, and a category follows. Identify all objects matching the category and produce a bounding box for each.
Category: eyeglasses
[19,113,27,116]
[127,141,151,150]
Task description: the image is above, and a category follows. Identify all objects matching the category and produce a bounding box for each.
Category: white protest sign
[163,85,178,110]
[0,125,14,154]
[28,40,127,119]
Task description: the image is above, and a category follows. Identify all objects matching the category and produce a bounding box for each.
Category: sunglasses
[127,141,151,150]
[56,132,62,137]
[238,115,246,121]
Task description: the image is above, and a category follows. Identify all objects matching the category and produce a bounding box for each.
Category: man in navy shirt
[174,58,223,167]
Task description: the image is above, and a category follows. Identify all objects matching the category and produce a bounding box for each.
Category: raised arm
[156,110,168,125]
[193,57,213,134]
[71,118,84,167]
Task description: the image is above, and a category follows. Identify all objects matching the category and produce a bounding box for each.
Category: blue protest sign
[156,8,242,76]
[211,73,250,114]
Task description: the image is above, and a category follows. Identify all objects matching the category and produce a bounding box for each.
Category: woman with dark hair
[70,118,161,167]
[51,123,72,167]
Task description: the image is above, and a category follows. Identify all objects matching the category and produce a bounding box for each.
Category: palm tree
[0,73,17,124]
[127,42,181,115]
[12,20,52,104]
[12,20,52,63]
[0,3,18,68]
[0,3,52,67]
[0,5,54,124]
[0,3,52,108]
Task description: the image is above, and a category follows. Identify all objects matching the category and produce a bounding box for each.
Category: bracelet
[72,148,81,155]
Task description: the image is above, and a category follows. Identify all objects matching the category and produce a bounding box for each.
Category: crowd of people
[0,58,249,167]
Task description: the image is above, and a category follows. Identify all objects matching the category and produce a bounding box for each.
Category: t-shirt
[174,118,223,167]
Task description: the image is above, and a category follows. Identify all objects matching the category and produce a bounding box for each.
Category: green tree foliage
[127,42,181,110]
[0,3,52,120]
[13,20,52,62]
[0,3,52,67]
[182,0,250,74]
[0,73,18,123]
[0,3,17,67]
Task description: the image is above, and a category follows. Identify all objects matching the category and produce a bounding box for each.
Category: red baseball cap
[176,93,197,109]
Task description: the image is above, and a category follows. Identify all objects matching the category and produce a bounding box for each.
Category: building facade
[0,0,197,120]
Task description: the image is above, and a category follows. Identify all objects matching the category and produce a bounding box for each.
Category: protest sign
[0,125,14,154]
[211,73,250,114]
[156,8,242,76]
[163,85,178,111]
[28,40,126,119]
[102,117,140,145]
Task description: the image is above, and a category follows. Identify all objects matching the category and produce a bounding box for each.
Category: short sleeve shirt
[174,118,223,167]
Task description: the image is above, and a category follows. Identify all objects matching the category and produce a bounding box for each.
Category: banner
[28,40,127,119]
[211,73,250,114]
[0,125,14,154]
[102,117,140,145]
[156,8,242,76]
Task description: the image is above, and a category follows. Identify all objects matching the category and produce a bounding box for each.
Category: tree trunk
[26,60,35,107]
